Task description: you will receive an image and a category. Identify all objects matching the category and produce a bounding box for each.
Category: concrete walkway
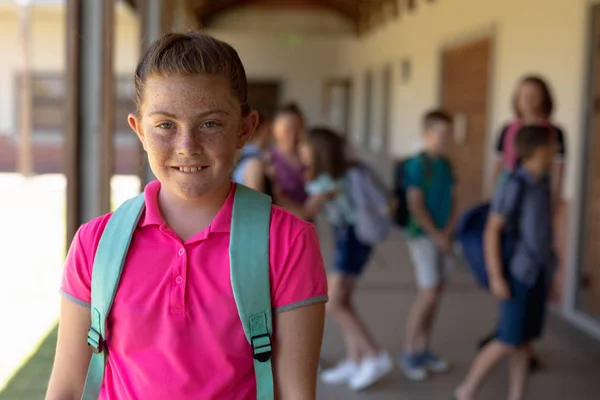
[315,223,600,399]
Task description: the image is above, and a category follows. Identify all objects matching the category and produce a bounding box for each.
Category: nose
[176,128,202,156]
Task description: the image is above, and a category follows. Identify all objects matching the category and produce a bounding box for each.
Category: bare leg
[404,287,440,354]
[508,342,532,400]
[454,340,515,400]
[421,285,445,351]
[326,273,379,361]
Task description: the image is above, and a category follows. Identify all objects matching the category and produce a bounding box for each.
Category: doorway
[440,36,492,214]
[247,81,280,117]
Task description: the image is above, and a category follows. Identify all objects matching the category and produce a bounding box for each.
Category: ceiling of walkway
[125,0,426,34]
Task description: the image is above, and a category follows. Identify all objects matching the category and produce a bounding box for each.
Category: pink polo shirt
[60,181,328,399]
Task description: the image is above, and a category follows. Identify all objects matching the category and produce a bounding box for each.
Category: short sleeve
[404,158,425,190]
[555,126,566,159]
[272,224,328,313]
[491,177,521,220]
[495,126,509,155]
[60,225,93,307]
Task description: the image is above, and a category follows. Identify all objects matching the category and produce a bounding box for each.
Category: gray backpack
[346,163,392,245]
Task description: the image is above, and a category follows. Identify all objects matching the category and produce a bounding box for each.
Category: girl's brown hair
[306,127,349,180]
[134,32,250,115]
[513,75,554,118]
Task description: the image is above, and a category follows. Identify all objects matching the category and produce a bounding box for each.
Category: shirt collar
[515,166,550,186]
[139,180,235,234]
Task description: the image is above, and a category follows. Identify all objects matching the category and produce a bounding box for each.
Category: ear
[237,110,259,150]
[128,113,147,151]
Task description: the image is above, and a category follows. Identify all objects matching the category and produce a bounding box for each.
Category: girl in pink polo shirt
[46,32,328,400]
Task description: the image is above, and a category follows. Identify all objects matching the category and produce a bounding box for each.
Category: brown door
[580,7,600,316]
[247,81,280,117]
[441,37,492,214]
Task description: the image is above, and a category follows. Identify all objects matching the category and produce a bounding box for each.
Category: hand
[490,277,511,300]
[433,232,452,254]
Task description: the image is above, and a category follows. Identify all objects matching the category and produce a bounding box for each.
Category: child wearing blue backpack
[400,110,456,381]
[454,125,561,400]
[301,128,393,392]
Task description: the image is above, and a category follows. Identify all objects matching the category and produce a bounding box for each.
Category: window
[17,73,136,134]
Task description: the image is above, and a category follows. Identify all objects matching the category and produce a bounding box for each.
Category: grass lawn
[0,326,57,400]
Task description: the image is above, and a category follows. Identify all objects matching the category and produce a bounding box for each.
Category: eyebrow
[147,109,231,119]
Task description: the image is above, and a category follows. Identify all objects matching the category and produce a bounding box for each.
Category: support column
[137,0,164,187]
[65,0,115,246]
[17,1,33,177]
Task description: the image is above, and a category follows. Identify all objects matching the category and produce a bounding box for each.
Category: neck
[424,148,442,157]
[521,115,545,125]
[158,181,231,237]
[521,161,545,179]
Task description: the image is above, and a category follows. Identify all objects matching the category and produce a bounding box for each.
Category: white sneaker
[348,351,393,391]
[320,360,359,385]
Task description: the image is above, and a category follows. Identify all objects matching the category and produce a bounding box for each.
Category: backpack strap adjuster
[251,333,272,363]
[87,327,103,354]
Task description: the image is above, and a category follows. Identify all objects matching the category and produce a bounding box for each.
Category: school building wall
[334,0,592,201]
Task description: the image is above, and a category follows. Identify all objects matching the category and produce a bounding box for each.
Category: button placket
[171,246,188,313]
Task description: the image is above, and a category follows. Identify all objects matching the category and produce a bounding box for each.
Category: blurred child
[454,125,560,400]
[400,110,456,380]
[232,112,273,195]
[303,128,392,391]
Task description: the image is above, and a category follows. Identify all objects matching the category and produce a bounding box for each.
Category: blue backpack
[82,184,275,400]
[455,175,525,288]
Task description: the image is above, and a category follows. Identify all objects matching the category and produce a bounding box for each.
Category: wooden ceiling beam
[197,0,361,28]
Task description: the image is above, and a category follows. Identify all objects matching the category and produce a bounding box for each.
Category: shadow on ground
[0,325,57,400]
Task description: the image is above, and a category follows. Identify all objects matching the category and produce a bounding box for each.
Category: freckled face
[128,74,256,201]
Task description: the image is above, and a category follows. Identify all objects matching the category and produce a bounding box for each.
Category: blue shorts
[333,225,372,277]
[497,272,549,347]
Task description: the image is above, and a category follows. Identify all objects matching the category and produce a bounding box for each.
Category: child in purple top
[268,103,309,207]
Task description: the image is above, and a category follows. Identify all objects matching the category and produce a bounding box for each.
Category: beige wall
[336,0,595,199]
[208,30,352,127]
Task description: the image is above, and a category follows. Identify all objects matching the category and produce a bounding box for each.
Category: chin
[172,177,231,201]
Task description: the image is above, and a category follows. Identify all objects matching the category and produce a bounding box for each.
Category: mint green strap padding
[82,194,146,400]
[230,184,274,400]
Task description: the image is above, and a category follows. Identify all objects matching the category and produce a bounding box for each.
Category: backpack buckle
[87,327,103,354]
[251,333,272,363]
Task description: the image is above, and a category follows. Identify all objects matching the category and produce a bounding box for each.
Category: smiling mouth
[172,166,209,173]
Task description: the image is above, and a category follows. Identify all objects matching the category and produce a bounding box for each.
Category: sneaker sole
[400,364,428,381]
[426,363,450,373]
[348,365,393,391]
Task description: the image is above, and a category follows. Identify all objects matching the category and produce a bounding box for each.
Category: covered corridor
[2,0,600,398]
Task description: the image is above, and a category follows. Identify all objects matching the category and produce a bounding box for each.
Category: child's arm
[407,187,450,253]
[273,303,325,399]
[45,298,92,400]
[484,214,511,300]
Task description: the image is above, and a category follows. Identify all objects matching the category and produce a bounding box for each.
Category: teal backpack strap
[82,194,145,400]
[229,184,274,400]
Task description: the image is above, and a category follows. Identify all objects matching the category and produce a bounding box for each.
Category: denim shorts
[497,272,549,347]
[333,225,372,277]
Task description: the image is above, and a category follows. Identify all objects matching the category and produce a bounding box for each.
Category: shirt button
[178,248,185,256]
[175,276,184,285]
